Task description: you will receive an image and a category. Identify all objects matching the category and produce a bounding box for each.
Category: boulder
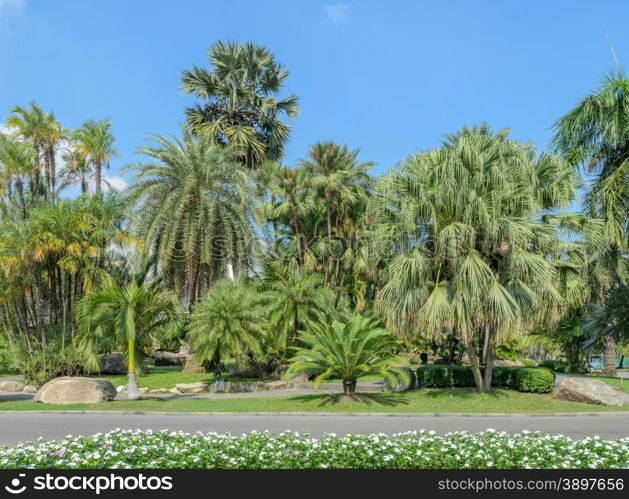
[182,355,205,374]
[22,384,38,394]
[116,385,126,393]
[151,351,186,367]
[264,380,292,390]
[288,374,310,383]
[0,381,24,392]
[34,377,117,405]
[99,354,127,375]
[174,382,208,394]
[148,388,169,394]
[169,387,182,394]
[382,367,417,392]
[553,377,624,407]
[494,359,525,367]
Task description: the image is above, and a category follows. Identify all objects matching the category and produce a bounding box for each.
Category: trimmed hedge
[416,365,555,393]
[538,359,571,373]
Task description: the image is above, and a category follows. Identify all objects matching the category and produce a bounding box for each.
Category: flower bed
[1,429,627,469]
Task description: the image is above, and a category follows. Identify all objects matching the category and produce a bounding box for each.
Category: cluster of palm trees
[0,40,626,396]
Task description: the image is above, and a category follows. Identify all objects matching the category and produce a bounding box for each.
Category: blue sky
[1,0,627,188]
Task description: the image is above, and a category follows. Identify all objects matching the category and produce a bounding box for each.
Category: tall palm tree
[552,69,628,249]
[371,125,578,391]
[301,142,372,242]
[59,145,91,195]
[265,166,313,264]
[6,102,47,198]
[181,41,299,169]
[0,135,37,218]
[72,120,117,195]
[76,279,182,400]
[125,131,257,307]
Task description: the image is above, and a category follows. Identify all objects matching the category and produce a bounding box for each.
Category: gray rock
[22,384,37,394]
[553,377,624,407]
[151,351,185,367]
[382,367,417,392]
[264,380,293,390]
[169,387,182,394]
[34,377,116,405]
[288,374,309,383]
[116,385,126,393]
[99,354,127,375]
[148,388,170,394]
[0,381,24,392]
[174,382,208,394]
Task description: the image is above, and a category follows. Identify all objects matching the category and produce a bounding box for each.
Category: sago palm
[284,313,410,396]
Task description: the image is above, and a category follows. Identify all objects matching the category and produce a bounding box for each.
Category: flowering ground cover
[1,429,627,469]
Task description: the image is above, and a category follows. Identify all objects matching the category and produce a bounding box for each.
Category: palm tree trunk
[483,337,495,391]
[343,380,357,395]
[618,354,624,370]
[126,339,141,400]
[95,160,102,195]
[464,335,484,392]
[602,335,617,377]
[15,178,27,220]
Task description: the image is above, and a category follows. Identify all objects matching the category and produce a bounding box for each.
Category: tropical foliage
[0,41,626,398]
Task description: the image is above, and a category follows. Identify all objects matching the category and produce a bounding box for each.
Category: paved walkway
[0,412,627,446]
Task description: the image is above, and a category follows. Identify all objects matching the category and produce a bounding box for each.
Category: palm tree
[76,279,182,400]
[582,282,629,377]
[371,125,577,391]
[6,102,64,201]
[125,131,257,307]
[7,102,46,197]
[265,166,313,264]
[284,313,410,397]
[72,120,117,195]
[552,69,628,248]
[181,41,299,169]
[301,142,372,241]
[188,279,267,377]
[0,135,37,218]
[59,144,91,195]
[258,258,339,352]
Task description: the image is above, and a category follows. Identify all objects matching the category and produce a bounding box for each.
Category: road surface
[0,412,627,446]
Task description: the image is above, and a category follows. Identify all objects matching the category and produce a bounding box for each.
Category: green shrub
[416,365,555,393]
[0,338,12,372]
[514,367,555,393]
[539,359,570,373]
[521,359,537,367]
[415,365,474,388]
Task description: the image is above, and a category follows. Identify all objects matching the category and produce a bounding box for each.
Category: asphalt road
[0,413,627,446]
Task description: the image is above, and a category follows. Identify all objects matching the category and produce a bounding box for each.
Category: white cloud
[324,3,350,25]
[102,175,129,192]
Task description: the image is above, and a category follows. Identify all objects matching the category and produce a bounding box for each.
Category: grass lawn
[0,388,625,413]
[94,367,215,390]
[589,376,629,393]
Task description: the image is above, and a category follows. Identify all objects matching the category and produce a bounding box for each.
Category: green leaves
[285,313,410,388]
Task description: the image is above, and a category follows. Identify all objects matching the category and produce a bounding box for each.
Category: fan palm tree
[552,69,628,249]
[284,313,410,397]
[371,125,578,391]
[181,40,299,169]
[188,279,268,376]
[125,131,257,307]
[76,279,182,400]
[72,120,117,195]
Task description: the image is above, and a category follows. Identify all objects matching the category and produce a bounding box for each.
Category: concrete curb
[1,410,628,417]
